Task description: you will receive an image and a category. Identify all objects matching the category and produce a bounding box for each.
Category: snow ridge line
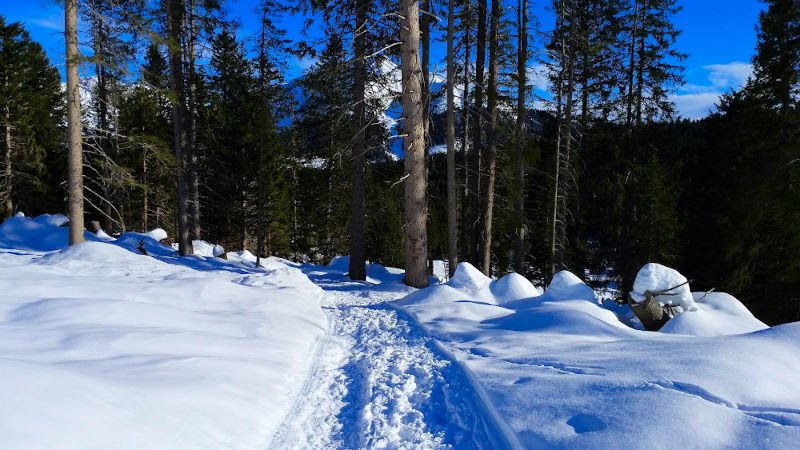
[385,303,523,450]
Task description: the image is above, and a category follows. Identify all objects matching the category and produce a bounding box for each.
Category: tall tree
[401,0,429,288]
[0,18,63,218]
[464,0,487,266]
[349,0,369,281]
[66,0,85,245]
[166,0,192,255]
[446,0,458,277]
[548,0,579,274]
[480,0,501,275]
[513,0,529,274]
[750,0,800,113]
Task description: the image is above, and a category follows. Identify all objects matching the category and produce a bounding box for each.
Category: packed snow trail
[269,267,502,450]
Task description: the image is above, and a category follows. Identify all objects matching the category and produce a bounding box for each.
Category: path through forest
[269,267,502,450]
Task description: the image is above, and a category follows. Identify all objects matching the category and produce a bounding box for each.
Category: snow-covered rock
[631,263,697,311]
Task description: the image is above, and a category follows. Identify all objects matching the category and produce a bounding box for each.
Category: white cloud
[672,61,753,119]
[670,92,722,120]
[29,18,62,32]
[705,62,753,90]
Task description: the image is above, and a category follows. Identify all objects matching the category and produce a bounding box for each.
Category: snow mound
[490,272,540,303]
[660,292,768,336]
[95,228,115,241]
[0,214,97,251]
[327,255,350,272]
[190,240,225,257]
[144,228,168,241]
[631,263,696,311]
[37,241,147,266]
[448,262,491,291]
[539,270,596,302]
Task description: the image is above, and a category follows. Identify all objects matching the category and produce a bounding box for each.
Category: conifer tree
[0,18,63,218]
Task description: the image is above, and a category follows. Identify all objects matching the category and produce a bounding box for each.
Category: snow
[631,262,697,311]
[0,214,326,449]
[2,214,798,449]
[395,264,800,449]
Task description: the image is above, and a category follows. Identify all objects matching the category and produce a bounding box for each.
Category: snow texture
[396,264,800,449]
[0,214,326,449]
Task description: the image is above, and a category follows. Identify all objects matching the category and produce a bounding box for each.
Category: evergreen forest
[2,0,799,325]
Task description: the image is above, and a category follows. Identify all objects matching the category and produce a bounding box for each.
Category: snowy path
[269,270,501,450]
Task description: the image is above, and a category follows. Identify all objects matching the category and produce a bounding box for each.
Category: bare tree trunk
[513,0,528,275]
[349,0,368,281]
[446,0,458,277]
[549,0,566,274]
[421,0,431,144]
[167,0,192,255]
[401,0,429,288]
[480,0,500,276]
[459,4,471,262]
[142,147,148,230]
[466,0,487,266]
[256,6,270,266]
[185,0,200,241]
[3,102,12,218]
[66,0,84,245]
[551,0,579,273]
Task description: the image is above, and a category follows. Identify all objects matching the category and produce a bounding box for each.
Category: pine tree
[0,18,64,218]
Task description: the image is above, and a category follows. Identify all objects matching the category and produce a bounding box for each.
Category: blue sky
[3,0,765,119]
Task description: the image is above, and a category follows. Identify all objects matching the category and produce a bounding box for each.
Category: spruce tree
[0,18,64,218]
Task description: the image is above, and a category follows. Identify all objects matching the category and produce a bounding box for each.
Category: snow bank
[0,214,98,251]
[660,292,768,336]
[395,268,800,449]
[0,217,327,449]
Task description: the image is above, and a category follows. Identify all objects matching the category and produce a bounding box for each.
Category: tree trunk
[459,4,471,262]
[3,101,12,218]
[625,0,639,131]
[480,0,500,275]
[401,0,429,288]
[349,0,368,281]
[167,0,192,256]
[185,0,200,241]
[421,0,431,144]
[554,0,579,273]
[256,6,270,266]
[466,0,487,266]
[142,147,148,230]
[65,0,84,245]
[446,0,458,277]
[513,0,528,275]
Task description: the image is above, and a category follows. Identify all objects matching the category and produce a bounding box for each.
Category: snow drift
[0,214,327,449]
[395,262,800,449]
